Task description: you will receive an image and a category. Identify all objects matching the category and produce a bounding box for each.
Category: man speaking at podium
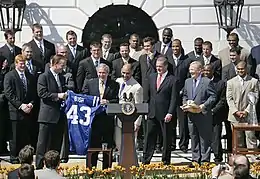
[115,64,143,151]
[142,56,178,165]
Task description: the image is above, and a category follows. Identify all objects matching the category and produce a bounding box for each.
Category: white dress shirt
[68,44,77,57]
[172,54,181,66]
[34,38,44,54]
[160,42,171,54]
[157,71,168,86]
[50,68,61,87]
[203,55,212,65]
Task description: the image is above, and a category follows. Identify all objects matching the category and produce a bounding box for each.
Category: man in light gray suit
[35,150,65,179]
[182,61,216,167]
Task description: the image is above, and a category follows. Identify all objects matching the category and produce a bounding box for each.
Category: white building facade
[1,0,260,54]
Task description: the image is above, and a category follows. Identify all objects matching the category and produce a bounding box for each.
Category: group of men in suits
[1,22,260,169]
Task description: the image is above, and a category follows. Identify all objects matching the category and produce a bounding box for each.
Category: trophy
[247,92,258,125]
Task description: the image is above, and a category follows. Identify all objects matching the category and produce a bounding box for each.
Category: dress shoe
[155,147,162,153]
[163,161,170,165]
[188,161,199,168]
[171,145,176,151]
[60,158,69,163]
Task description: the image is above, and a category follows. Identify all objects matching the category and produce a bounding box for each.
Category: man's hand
[101,99,109,105]
[20,104,31,114]
[58,93,67,100]
[234,111,244,119]
[2,59,8,69]
[134,124,140,132]
[27,103,33,109]
[164,114,172,123]
[241,111,248,118]
[181,104,188,112]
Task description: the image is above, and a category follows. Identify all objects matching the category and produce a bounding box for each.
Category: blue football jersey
[65,90,105,155]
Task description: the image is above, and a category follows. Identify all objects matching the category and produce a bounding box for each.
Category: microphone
[123,92,127,102]
[129,92,134,102]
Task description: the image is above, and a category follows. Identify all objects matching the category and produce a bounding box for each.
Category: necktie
[103,50,107,59]
[99,81,105,99]
[39,42,44,56]
[156,74,163,90]
[72,47,76,58]
[20,73,27,93]
[120,82,126,95]
[192,79,197,98]
[147,56,151,67]
[95,60,99,67]
[55,74,62,92]
[27,61,32,74]
[161,45,166,54]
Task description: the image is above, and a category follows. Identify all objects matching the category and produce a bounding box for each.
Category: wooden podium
[106,103,148,179]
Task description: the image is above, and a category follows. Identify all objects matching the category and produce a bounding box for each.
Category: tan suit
[218,46,249,67]
[226,75,259,148]
[114,77,143,150]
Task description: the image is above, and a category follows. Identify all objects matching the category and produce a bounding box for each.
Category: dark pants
[60,118,69,160]
[224,120,232,153]
[211,120,223,161]
[9,119,31,159]
[0,105,9,154]
[177,107,189,150]
[36,115,65,169]
[188,113,212,163]
[88,113,114,169]
[143,118,173,164]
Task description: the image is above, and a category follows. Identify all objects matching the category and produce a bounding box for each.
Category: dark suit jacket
[76,57,111,92]
[154,41,172,60]
[104,48,120,63]
[8,168,19,179]
[196,55,222,80]
[4,69,36,121]
[28,39,56,72]
[111,57,141,83]
[0,44,21,65]
[37,70,66,124]
[139,51,173,101]
[146,73,178,120]
[222,62,252,82]
[66,44,88,87]
[211,78,228,124]
[187,50,202,61]
[82,78,119,104]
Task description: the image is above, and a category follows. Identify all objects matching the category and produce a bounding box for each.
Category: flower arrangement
[0,162,260,179]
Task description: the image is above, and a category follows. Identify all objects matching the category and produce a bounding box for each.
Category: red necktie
[157,74,162,90]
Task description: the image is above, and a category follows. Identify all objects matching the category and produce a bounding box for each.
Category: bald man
[115,64,143,151]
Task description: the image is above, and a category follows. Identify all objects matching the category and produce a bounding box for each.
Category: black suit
[187,50,202,61]
[196,55,222,80]
[76,57,111,92]
[222,62,252,82]
[143,72,178,165]
[103,48,120,63]
[82,78,119,169]
[4,69,36,160]
[36,70,67,169]
[111,57,141,83]
[154,41,172,60]
[211,78,227,161]
[66,45,88,89]
[0,44,21,65]
[28,39,56,73]
[0,57,10,154]
[168,54,193,150]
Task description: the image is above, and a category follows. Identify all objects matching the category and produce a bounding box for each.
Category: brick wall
[1,0,260,54]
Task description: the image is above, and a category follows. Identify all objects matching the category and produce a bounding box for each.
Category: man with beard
[129,33,144,61]
[154,28,173,60]
[187,37,204,61]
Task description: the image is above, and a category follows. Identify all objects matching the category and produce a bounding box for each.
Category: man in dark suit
[154,28,173,60]
[168,39,193,152]
[82,63,119,169]
[112,42,141,83]
[142,56,178,165]
[4,55,36,164]
[0,55,9,155]
[203,64,227,163]
[27,23,56,73]
[249,44,260,66]
[35,55,67,169]
[187,37,204,61]
[101,34,119,63]
[66,30,88,90]
[0,29,21,65]
[7,145,34,179]
[195,41,222,80]
[76,42,111,92]
[182,61,216,167]
[139,37,163,152]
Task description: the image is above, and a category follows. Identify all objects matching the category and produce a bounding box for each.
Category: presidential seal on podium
[121,102,135,115]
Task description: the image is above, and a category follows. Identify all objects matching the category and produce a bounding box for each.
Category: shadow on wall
[23,3,64,43]
[237,17,260,47]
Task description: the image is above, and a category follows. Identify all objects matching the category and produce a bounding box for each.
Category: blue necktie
[120,83,126,95]
[20,73,27,93]
[27,61,33,74]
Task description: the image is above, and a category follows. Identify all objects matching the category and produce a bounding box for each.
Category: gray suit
[35,168,65,179]
[183,76,216,162]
